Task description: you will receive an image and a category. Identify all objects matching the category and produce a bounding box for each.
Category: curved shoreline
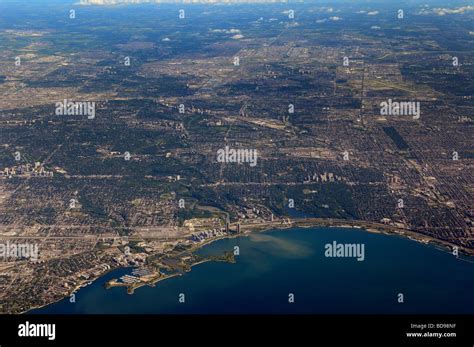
[236,217,474,257]
[24,218,473,314]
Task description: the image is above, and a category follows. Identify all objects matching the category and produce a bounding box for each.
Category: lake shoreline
[25,218,473,314]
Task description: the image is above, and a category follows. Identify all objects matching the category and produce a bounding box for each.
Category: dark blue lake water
[30,227,474,314]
